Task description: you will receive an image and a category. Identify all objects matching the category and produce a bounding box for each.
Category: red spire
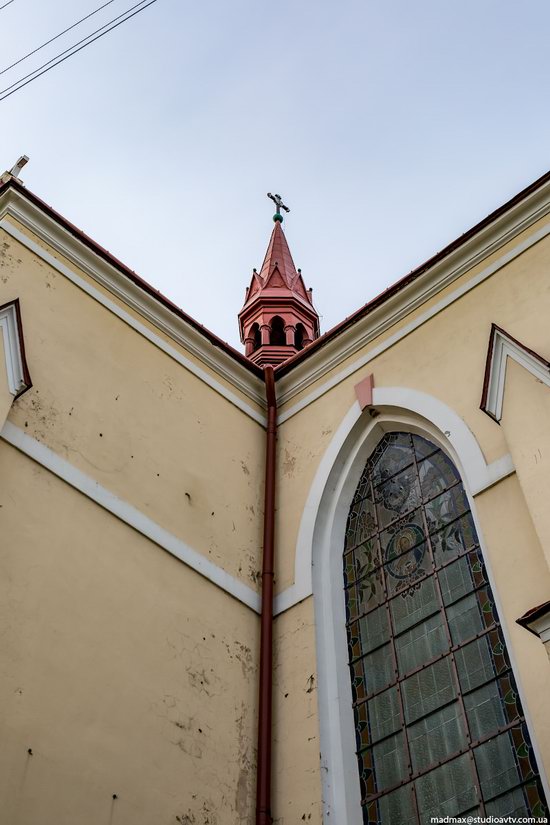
[238,220,320,367]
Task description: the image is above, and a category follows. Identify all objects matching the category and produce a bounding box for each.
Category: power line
[0,0,159,102]
[0,0,119,76]
[1,0,150,93]
[0,0,16,10]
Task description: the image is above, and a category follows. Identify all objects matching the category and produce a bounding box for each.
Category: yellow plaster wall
[0,440,258,825]
[474,473,550,777]
[3,214,260,409]
[500,358,550,570]
[272,597,322,825]
[0,223,265,590]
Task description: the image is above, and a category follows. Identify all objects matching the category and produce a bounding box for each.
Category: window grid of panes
[343,433,548,825]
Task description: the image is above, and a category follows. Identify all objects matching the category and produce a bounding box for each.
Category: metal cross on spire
[267,192,290,223]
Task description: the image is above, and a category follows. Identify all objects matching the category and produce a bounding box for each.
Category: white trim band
[1,420,261,614]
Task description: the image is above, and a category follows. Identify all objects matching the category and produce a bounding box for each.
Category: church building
[1,166,550,825]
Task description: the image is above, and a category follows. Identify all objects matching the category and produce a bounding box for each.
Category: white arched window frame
[298,388,549,824]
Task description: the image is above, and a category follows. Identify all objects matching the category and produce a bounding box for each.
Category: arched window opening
[295,323,305,350]
[343,432,548,824]
[270,315,286,346]
[251,323,261,351]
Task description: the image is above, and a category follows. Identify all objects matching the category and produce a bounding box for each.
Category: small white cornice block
[517,601,550,644]
[481,324,550,423]
[0,299,31,397]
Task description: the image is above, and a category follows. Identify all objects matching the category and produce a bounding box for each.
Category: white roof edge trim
[0,187,266,412]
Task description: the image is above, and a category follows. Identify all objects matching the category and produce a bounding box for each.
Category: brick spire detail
[238,221,320,367]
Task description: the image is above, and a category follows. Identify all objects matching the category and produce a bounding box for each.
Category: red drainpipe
[256,365,277,825]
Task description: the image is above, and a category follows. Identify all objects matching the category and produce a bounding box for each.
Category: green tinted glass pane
[402,656,456,724]
[425,486,469,534]
[446,592,484,645]
[461,808,482,818]
[377,784,416,825]
[396,612,447,675]
[371,433,415,488]
[474,730,521,800]
[418,449,459,499]
[485,785,530,818]
[356,568,385,614]
[354,538,381,583]
[415,754,478,819]
[363,643,394,695]
[368,686,401,744]
[455,635,496,693]
[372,732,407,792]
[358,606,390,655]
[431,513,478,567]
[390,573,438,635]
[412,434,439,461]
[464,680,507,741]
[438,554,476,606]
[346,492,377,550]
[376,466,422,528]
[409,701,467,773]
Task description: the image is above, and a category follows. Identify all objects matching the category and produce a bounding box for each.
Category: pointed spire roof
[238,207,320,367]
[243,220,313,309]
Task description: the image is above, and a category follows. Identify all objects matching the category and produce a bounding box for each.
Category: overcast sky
[2,0,550,349]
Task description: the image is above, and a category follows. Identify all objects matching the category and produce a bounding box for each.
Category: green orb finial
[273,213,283,223]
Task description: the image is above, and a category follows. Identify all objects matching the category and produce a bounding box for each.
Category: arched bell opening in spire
[295,323,305,351]
[269,316,286,346]
[253,323,261,351]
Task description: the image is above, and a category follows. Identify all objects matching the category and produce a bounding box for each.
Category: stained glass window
[343,432,548,825]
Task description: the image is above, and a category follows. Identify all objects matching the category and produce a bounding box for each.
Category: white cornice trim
[525,613,550,644]
[0,300,30,396]
[482,326,550,422]
[1,420,261,614]
[0,188,266,423]
[277,183,550,419]
[520,610,550,644]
